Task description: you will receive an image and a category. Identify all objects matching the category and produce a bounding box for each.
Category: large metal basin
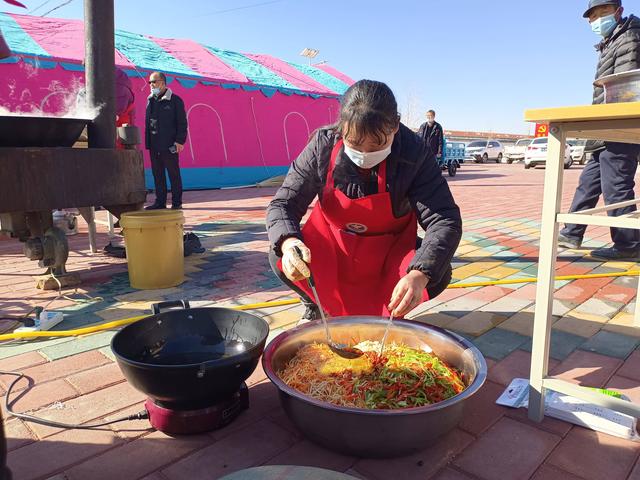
[0,115,90,147]
[263,317,487,458]
[594,69,640,103]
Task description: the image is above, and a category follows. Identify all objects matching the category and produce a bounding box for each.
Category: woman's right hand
[281,238,312,282]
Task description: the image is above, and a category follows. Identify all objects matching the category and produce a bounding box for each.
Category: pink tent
[0,12,355,189]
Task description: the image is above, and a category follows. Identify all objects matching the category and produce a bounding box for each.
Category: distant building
[444,130,533,146]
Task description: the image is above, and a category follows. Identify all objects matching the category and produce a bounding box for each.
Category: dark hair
[152,71,167,84]
[336,80,399,146]
[427,109,436,116]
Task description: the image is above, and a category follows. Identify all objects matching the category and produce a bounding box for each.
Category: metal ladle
[294,247,363,359]
[379,312,393,356]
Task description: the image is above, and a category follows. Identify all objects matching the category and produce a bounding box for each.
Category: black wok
[111,301,270,410]
[0,115,90,148]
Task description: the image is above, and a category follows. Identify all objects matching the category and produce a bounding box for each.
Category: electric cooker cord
[0,370,149,429]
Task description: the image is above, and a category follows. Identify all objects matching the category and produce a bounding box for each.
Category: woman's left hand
[388,270,429,317]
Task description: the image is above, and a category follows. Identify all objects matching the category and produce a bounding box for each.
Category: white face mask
[427,118,435,125]
[344,143,392,169]
[151,87,161,96]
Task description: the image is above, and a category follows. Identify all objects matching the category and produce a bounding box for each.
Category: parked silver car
[464,140,505,163]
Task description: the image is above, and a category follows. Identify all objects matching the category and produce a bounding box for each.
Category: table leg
[635,277,640,327]
[78,207,98,254]
[528,124,567,421]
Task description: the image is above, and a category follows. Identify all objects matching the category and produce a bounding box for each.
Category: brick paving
[1,163,640,479]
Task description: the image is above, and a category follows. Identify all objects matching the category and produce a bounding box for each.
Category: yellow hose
[1,270,638,342]
[448,269,640,289]
[0,298,301,341]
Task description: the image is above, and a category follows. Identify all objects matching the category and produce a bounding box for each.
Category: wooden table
[524,102,640,422]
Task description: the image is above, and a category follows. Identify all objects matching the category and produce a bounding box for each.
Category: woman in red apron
[267,80,461,321]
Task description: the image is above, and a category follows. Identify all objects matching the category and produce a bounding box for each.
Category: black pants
[150,149,183,206]
[561,142,640,250]
[268,247,452,312]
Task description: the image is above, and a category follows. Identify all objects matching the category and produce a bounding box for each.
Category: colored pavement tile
[472,328,530,361]
[520,330,586,362]
[572,298,623,319]
[453,417,561,480]
[553,310,609,338]
[604,312,640,338]
[481,266,521,280]
[40,331,117,361]
[448,311,508,337]
[579,330,639,359]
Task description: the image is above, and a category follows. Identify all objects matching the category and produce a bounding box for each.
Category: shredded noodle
[278,341,465,409]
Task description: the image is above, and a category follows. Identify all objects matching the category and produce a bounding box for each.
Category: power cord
[1,370,148,429]
[0,271,104,331]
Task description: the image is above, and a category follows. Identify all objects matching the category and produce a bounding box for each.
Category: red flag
[3,0,27,8]
[535,123,549,138]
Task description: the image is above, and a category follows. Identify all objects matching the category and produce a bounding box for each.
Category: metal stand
[525,102,640,422]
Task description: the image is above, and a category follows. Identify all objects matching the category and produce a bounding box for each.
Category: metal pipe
[84,0,116,148]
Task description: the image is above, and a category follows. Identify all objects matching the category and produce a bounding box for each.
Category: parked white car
[524,137,573,169]
[567,139,591,165]
[503,138,533,164]
[464,140,505,163]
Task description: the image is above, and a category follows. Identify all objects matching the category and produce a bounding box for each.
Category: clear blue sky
[4,0,638,134]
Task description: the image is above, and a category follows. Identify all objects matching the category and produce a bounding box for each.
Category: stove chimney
[84,0,116,149]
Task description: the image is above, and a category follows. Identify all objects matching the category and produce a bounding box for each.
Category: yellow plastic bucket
[120,210,185,289]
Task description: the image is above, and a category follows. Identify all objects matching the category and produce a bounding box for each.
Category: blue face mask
[591,14,618,37]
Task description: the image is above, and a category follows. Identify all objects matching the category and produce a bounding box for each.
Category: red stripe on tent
[10,13,136,67]
[148,37,249,84]
[3,0,27,8]
[316,64,355,87]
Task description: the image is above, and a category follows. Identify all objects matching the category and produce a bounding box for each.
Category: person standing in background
[145,71,188,210]
[418,110,444,160]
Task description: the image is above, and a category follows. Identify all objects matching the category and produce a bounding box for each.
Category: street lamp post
[300,47,319,66]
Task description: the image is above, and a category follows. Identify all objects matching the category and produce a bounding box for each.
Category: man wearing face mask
[144,71,188,210]
[558,0,640,260]
[267,80,461,322]
[417,110,444,160]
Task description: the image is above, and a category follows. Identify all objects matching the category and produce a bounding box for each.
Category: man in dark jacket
[559,0,640,260]
[417,110,444,159]
[145,71,188,210]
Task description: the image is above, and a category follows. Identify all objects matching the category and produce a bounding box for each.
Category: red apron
[278,139,428,317]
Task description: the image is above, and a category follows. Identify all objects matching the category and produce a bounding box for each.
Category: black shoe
[590,246,640,261]
[558,233,582,249]
[171,203,183,210]
[183,233,205,257]
[103,242,126,258]
[145,203,166,210]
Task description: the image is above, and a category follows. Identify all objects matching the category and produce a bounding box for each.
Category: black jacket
[145,88,188,151]
[593,15,640,105]
[417,121,444,157]
[266,124,462,284]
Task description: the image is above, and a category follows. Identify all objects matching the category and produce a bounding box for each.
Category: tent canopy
[0,12,354,99]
